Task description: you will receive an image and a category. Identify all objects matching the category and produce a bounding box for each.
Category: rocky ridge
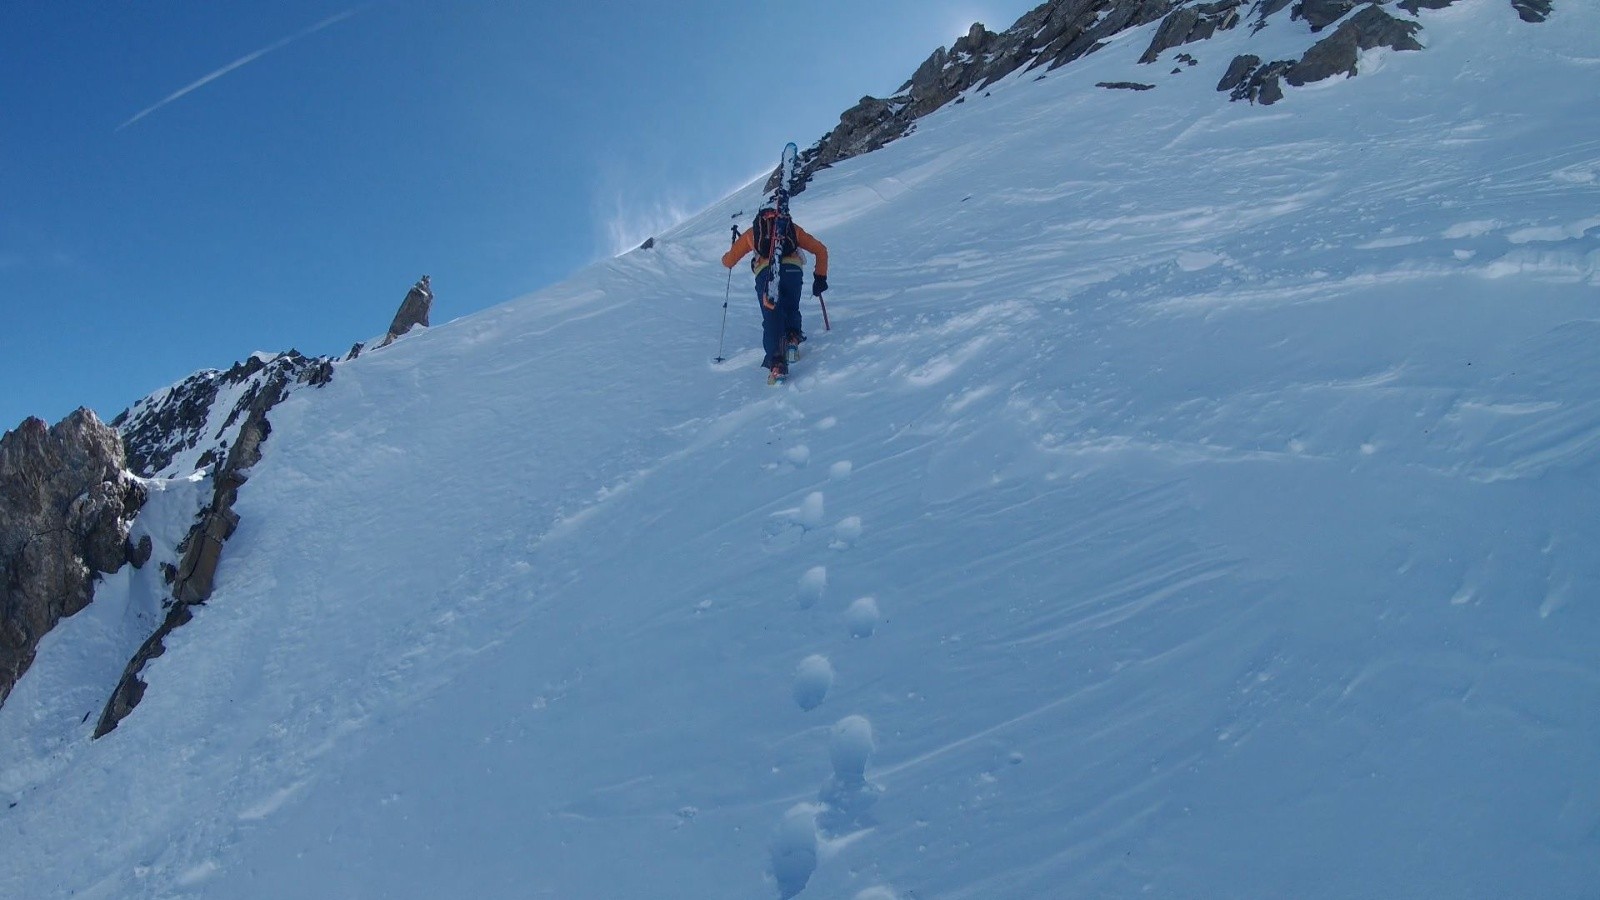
[92,278,432,733]
[96,354,329,736]
[780,0,1554,192]
[115,351,331,479]
[1,277,434,730]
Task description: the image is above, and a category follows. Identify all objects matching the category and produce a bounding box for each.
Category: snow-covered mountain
[3,0,1598,897]
[114,351,333,481]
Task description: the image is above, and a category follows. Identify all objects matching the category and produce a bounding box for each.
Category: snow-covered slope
[4,3,1598,897]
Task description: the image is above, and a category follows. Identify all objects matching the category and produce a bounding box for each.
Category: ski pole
[715,267,732,363]
[714,224,738,363]
[818,292,831,332]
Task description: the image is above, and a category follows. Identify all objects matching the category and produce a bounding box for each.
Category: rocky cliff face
[0,410,145,705]
[1,277,434,728]
[114,351,329,480]
[783,0,1555,191]
[1,350,345,727]
[96,354,330,736]
[0,352,335,722]
[93,277,432,732]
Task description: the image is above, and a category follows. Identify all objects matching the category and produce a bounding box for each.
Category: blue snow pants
[755,262,804,369]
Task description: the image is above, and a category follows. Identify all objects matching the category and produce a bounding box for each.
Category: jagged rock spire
[382,275,433,347]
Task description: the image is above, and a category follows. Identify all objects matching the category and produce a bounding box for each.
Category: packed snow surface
[3,3,1598,897]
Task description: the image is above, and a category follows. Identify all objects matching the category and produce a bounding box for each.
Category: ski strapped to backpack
[754,143,801,271]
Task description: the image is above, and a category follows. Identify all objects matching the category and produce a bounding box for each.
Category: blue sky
[0,1,1035,429]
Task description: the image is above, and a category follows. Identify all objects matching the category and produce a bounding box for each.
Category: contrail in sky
[117,7,364,131]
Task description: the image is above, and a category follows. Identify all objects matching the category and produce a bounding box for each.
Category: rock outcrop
[786,0,1179,193]
[1225,57,1298,103]
[1510,0,1552,22]
[1285,4,1424,85]
[1294,0,1373,31]
[1220,1,1428,104]
[1252,0,1297,31]
[347,276,437,358]
[1139,0,1243,64]
[770,0,1556,186]
[96,356,322,737]
[379,275,433,348]
[115,351,327,479]
[0,410,144,705]
[8,271,422,728]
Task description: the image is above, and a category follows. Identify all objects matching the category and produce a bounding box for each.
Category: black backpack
[751,208,798,263]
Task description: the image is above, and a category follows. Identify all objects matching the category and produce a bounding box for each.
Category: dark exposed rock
[784,0,1180,195]
[1229,0,1438,103]
[1293,0,1373,31]
[1253,63,1294,104]
[1,410,144,706]
[1251,0,1297,30]
[114,351,325,479]
[113,370,223,477]
[380,275,433,347]
[1218,53,1264,91]
[94,343,337,733]
[1227,57,1298,103]
[1098,81,1159,90]
[1140,0,1242,64]
[1142,6,1204,61]
[345,342,365,362]
[1039,0,1178,72]
[1286,4,1424,86]
[638,236,656,250]
[775,94,912,193]
[768,0,1551,194]
[128,534,154,569]
[1510,0,1552,22]
[93,602,184,735]
[303,358,335,388]
[96,359,300,738]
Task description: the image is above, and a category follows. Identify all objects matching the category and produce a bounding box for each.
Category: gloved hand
[811,274,829,297]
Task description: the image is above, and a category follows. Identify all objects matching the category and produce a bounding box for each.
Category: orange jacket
[723,222,828,277]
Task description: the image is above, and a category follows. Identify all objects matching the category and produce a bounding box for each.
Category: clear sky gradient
[1,1,1036,429]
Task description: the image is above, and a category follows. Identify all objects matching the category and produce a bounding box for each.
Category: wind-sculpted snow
[2,2,1598,897]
